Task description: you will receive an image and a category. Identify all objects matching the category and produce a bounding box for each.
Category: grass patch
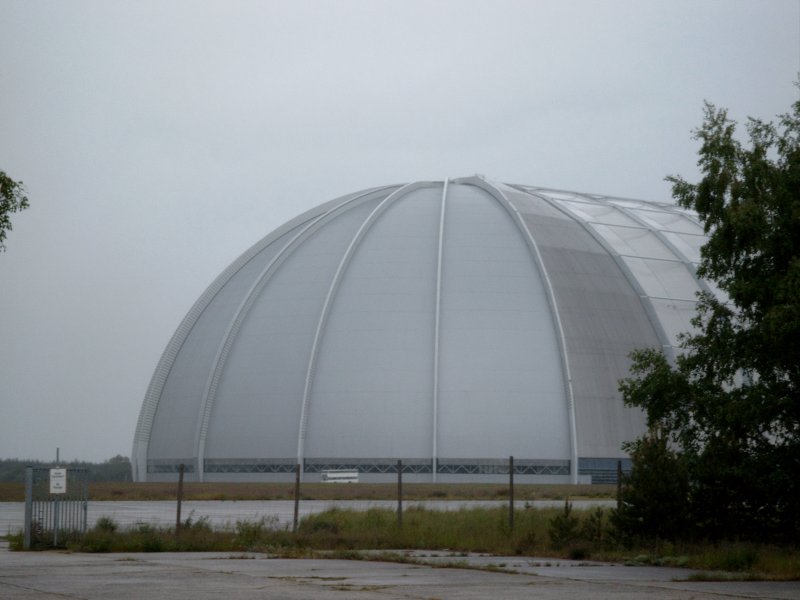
[9,503,798,580]
[684,542,800,580]
[616,542,800,580]
[686,571,763,582]
[26,505,580,555]
[0,482,615,502]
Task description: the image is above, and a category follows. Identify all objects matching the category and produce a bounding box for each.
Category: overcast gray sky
[1,0,798,463]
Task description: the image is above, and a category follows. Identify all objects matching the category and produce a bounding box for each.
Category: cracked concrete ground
[1,543,798,599]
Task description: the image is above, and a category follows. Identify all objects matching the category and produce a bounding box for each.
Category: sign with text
[49,468,67,494]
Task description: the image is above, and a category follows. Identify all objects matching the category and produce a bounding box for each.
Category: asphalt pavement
[1,541,798,600]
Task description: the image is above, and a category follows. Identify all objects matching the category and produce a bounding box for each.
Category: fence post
[616,460,623,509]
[293,463,301,532]
[82,471,89,534]
[175,463,185,539]
[397,459,403,527]
[23,466,33,550]
[508,455,514,532]
[53,494,60,547]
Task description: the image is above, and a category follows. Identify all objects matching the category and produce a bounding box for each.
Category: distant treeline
[0,455,131,482]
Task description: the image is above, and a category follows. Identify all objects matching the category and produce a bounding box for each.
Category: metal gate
[24,466,88,549]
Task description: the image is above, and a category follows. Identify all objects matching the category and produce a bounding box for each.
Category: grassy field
[0,481,616,502]
[6,481,796,579]
[8,504,799,580]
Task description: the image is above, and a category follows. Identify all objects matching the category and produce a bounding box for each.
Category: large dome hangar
[133,176,715,484]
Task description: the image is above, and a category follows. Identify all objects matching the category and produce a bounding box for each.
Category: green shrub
[580,507,607,547]
[6,531,23,550]
[612,432,691,542]
[299,511,342,535]
[704,543,759,572]
[180,513,212,534]
[80,530,114,553]
[132,523,164,552]
[514,529,537,554]
[548,500,579,550]
[95,516,118,533]
[234,518,271,549]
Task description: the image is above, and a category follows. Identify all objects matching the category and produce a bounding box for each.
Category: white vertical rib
[431,179,449,483]
[132,185,397,481]
[295,182,429,477]
[462,176,580,484]
[193,189,383,481]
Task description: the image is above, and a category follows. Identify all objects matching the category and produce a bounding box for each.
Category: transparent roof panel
[628,208,704,235]
[672,205,701,219]
[624,257,703,300]
[662,231,706,263]
[504,189,575,220]
[650,298,699,346]
[556,200,640,227]
[592,224,678,261]
[662,204,702,223]
[532,189,583,202]
[607,198,654,210]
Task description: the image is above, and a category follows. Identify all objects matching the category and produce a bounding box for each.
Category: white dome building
[132,176,713,484]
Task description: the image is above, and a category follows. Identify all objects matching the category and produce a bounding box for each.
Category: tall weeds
[13,504,795,579]
[67,504,611,557]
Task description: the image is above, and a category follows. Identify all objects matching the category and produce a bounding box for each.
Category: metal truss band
[148,458,571,476]
[437,460,569,476]
[578,457,632,484]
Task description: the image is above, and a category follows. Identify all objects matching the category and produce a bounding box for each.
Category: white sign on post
[49,468,67,494]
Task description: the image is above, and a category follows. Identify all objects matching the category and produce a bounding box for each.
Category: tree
[0,170,30,251]
[617,98,800,542]
[615,351,694,541]
[612,425,691,542]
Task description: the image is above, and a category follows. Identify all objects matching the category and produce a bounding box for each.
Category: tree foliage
[617,99,800,543]
[0,456,132,482]
[0,169,29,251]
[612,425,690,542]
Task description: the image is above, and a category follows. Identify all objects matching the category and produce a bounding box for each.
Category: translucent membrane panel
[591,224,678,261]
[650,298,699,346]
[556,200,641,227]
[204,198,385,460]
[437,184,569,461]
[305,185,442,459]
[147,223,306,460]
[662,231,706,263]
[628,208,705,235]
[508,190,659,459]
